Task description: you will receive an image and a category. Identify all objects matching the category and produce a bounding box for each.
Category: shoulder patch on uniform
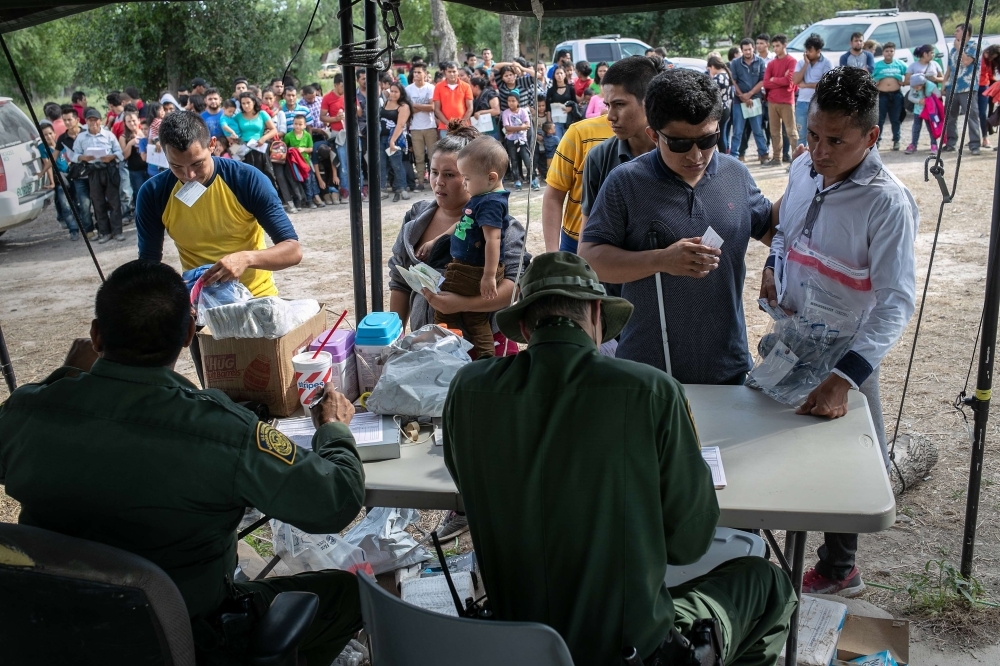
[256,422,296,465]
[685,400,701,448]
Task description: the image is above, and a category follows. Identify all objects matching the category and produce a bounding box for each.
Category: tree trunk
[890,434,939,496]
[742,0,762,40]
[500,14,521,62]
[429,0,457,66]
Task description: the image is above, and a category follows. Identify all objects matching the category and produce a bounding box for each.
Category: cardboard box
[198,307,327,417]
[836,616,909,665]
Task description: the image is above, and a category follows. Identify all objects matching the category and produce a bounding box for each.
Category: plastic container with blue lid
[355,312,404,393]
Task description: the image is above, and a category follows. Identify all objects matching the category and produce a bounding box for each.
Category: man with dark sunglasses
[579,68,780,383]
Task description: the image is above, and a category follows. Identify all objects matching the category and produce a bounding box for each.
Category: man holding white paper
[70,107,125,243]
[580,69,780,383]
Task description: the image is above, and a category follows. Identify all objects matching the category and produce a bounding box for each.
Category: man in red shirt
[762,34,798,167]
[71,91,87,122]
[320,73,362,201]
[432,62,473,137]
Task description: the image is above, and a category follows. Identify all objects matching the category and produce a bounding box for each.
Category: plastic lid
[356,312,402,344]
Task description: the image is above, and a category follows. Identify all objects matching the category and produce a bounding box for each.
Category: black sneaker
[941,145,957,152]
[436,511,469,541]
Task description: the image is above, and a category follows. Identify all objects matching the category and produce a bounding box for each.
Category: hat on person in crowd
[191,77,207,88]
[496,252,634,344]
[910,73,926,87]
[160,93,180,107]
[83,107,102,120]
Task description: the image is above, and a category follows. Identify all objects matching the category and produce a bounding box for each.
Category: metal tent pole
[339,0,368,320]
[961,146,1000,577]
[365,0,383,311]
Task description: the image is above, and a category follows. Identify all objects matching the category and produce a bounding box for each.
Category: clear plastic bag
[270,519,375,576]
[194,280,254,328]
[745,281,863,407]
[203,298,320,339]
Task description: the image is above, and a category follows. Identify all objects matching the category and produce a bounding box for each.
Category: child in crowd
[220,99,240,141]
[573,60,593,101]
[542,121,559,171]
[313,142,342,205]
[905,73,942,154]
[284,114,326,208]
[213,134,232,158]
[430,136,510,358]
[501,92,535,191]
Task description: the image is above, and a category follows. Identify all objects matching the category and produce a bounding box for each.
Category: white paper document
[400,572,475,617]
[550,105,568,123]
[277,411,384,448]
[84,146,109,158]
[174,180,208,207]
[473,113,495,133]
[701,446,727,489]
[700,225,725,250]
[396,263,445,295]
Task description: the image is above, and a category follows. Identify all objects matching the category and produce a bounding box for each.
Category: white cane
[648,230,672,376]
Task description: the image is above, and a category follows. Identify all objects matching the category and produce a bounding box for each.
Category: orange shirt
[432,80,473,130]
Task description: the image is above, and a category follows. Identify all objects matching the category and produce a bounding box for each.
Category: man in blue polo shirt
[943,23,981,154]
[579,68,779,383]
[730,38,770,164]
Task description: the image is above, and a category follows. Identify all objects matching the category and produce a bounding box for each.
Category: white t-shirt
[406,82,436,131]
[907,60,942,81]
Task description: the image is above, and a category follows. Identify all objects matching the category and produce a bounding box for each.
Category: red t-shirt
[574,77,593,98]
[321,91,346,131]
[432,80,473,130]
[763,55,797,105]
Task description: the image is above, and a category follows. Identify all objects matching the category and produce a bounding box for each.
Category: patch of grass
[904,558,986,613]
[244,526,274,560]
[950,489,967,501]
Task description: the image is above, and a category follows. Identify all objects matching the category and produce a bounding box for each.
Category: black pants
[244,149,279,194]
[816,534,858,580]
[506,141,532,183]
[88,166,122,237]
[273,162,304,205]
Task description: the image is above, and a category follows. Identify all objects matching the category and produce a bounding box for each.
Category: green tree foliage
[0,23,75,102]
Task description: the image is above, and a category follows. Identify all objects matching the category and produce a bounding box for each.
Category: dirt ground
[3,140,1000,660]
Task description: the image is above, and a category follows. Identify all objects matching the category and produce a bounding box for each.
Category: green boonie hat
[496,252,634,344]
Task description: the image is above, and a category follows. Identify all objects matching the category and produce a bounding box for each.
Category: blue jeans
[71,178,94,232]
[304,171,321,198]
[128,169,150,209]
[979,85,991,139]
[53,178,73,231]
[878,91,904,143]
[731,101,768,157]
[334,141,363,193]
[380,135,406,192]
[554,122,567,140]
[559,230,578,253]
[718,107,731,154]
[795,101,810,146]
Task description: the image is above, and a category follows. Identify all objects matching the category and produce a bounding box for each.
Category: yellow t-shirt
[544,116,613,241]
[136,158,298,297]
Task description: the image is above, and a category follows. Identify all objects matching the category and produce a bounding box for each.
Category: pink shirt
[763,55,798,105]
[585,95,606,118]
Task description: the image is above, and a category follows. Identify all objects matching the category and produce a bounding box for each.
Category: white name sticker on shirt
[701,226,725,250]
[174,180,208,207]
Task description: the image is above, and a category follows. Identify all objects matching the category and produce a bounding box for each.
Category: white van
[0,97,52,236]
[787,9,947,69]
[551,36,652,67]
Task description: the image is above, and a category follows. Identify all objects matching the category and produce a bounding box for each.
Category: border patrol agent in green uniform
[0,260,365,665]
[443,252,797,666]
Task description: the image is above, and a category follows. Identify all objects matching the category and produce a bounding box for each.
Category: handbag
[67,161,88,181]
[742,98,763,118]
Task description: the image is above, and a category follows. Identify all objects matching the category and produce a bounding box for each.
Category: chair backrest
[0,522,195,666]
[357,572,575,666]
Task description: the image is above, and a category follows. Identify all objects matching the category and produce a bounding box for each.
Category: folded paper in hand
[396,263,445,294]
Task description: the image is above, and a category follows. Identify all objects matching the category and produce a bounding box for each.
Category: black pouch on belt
[205,591,267,658]
[631,619,724,666]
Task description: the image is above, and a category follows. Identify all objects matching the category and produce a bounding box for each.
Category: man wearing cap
[190,77,208,96]
[69,106,125,243]
[443,252,796,666]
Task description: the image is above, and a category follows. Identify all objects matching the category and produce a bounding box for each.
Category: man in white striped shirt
[70,107,125,243]
[762,66,917,599]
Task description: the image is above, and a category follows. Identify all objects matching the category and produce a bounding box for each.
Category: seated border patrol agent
[0,260,365,665]
[443,252,797,666]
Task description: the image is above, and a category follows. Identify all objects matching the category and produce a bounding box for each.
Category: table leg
[784,530,807,666]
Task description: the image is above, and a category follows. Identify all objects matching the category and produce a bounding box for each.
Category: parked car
[669,57,708,73]
[551,35,652,69]
[0,97,52,237]
[787,9,946,70]
[946,34,1000,52]
[319,63,341,78]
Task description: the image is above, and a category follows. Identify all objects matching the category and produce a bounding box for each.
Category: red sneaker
[801,566,866,598]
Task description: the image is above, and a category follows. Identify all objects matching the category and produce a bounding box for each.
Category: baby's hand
[480,273,497,300]
[416,240,436,261]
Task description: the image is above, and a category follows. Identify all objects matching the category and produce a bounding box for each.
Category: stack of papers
[701,446,727,489]
[84,146,109,158]
[277,412,384,447]
[779,595,849,666]
[396,263,444,294]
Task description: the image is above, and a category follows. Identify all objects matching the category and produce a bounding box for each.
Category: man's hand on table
[309,386,355,430]
[661,238,721,278]
[65,338,99,372]
[202,252,252,285]
[796,374,851,419]
[422,288,464,315]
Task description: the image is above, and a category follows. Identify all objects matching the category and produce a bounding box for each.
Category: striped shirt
[544,116,613,241]
[281,101,314,132]
[303,97,324,129]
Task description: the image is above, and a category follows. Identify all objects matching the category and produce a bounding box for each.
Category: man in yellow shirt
[136,111,302,384]
[541,115,613,253]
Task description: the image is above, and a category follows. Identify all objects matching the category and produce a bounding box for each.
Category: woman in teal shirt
[234,91,278,184]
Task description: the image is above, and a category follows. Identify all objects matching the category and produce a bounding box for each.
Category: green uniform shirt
[0,359,365,618]
[443,321,720,666]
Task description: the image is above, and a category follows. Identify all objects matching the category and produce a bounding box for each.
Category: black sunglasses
[656,130,720,153]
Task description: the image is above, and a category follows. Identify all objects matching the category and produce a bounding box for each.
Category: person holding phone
[380,82,412,202]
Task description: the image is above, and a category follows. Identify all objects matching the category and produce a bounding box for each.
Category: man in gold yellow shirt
[136,111,302,298]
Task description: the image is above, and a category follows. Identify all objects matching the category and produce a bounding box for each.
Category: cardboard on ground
[836,616,909,665]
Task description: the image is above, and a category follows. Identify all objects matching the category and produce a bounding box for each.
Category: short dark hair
[850,32,864,41]
[204,87,219,97]
[522,295,591,337]
[222,98,237,110]
[159,110,211,152]
[575,60,591,77]
[457,135,508,177]
[237,91,261,114]
[470,76,490,90]
[177,94,189,108]
[60,103,76,117]
[270,77,283,86]
[234,76,248,85]
[107,92,123,106]
[466,52,476,59]
[333,73,344,84]
[739,38,753,48]
[43,102,61,121]
[301,84,315,95]
[756,33,770,43]
[772,34,787,45]
[441,61,458,70]
[556,49,570,59]
[645,68,722,130]
[188,94,206,113]
[804,33,825,51]
[654,47,668,58]
[600,55,669,105]
[124,86,141,99]
[284,84,297,93]
[882,41,896,50]
[95,260,192,367]
[811,66,878,132]
[411,63,426,73]
[71,90,86,103]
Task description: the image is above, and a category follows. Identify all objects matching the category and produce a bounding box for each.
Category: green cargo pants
[667,557,797,666]
[195,570,362,665]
